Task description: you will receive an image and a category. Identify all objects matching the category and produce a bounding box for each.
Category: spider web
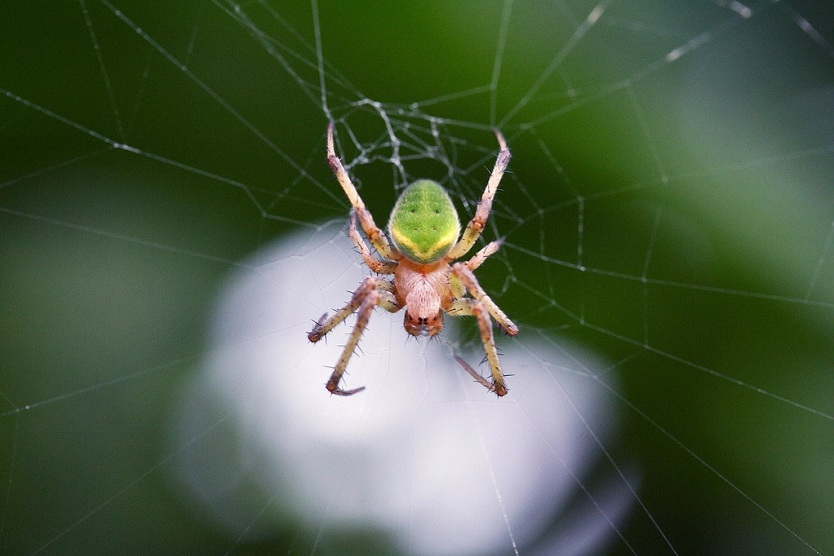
[1,0,833,554]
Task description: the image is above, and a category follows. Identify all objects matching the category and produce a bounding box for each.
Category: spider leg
[446,130,510,260]
[308,276,398,341]
[348,211,397,274]
[454,355,496,393]
[327,122,400,261]
[308,276,399,395]
[451,262,518,336]
[448,241,503,307]
[447,297,508,397]
[465,238,503,271]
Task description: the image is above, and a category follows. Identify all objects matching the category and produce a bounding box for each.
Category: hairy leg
[308,276,399,395]
[451,262,518,336]
[327,122,399,260]
[447,297,509,396]
[465,238,503,271]
[446,130,510,260]
[348,211,397,274]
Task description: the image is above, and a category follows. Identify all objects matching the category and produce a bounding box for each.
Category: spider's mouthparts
[404,324,430,338]
[404,311,443,338]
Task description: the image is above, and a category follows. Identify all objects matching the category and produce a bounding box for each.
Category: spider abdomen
[388,180,461,263]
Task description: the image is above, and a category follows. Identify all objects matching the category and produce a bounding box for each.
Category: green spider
[308,123,518,396]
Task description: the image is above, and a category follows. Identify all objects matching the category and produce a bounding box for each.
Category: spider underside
[308,122,518,396]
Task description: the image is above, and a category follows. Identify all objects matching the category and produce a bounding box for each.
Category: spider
[308,122,518,396]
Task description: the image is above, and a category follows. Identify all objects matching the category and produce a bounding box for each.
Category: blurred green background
[1,1,833,554]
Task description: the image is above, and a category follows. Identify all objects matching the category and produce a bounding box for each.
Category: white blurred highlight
[171,221,633,554]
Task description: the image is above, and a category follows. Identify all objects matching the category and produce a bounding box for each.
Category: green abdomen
[388,180,461,263]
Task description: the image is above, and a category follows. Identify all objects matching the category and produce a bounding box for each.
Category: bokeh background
[1,1,832,554]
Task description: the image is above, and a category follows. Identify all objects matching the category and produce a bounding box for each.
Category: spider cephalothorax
[308,122,518,396]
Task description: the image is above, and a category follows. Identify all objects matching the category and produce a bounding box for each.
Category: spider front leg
[327,122,400,261]
[446,130,511,260]
[308,276,399,395]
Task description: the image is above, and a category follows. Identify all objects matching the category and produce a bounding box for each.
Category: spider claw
[308,313,330,342]
[326,376,365,396]
[492,382,508,397]
[330,385,366,396]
